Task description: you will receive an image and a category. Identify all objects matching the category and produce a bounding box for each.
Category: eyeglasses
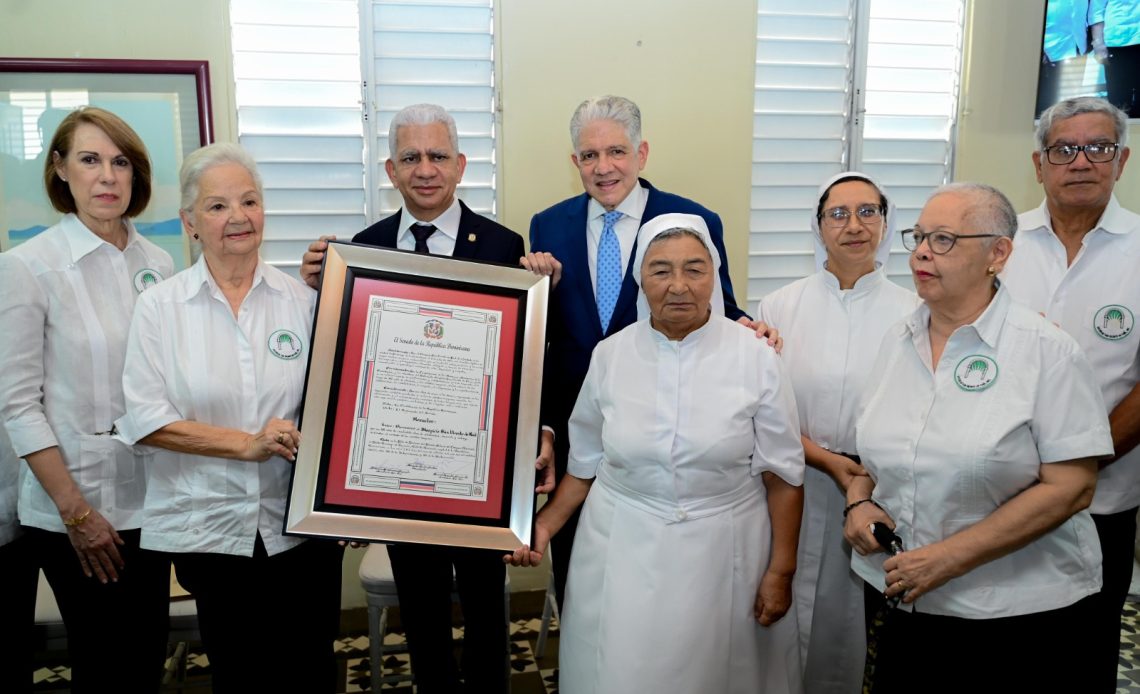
[1042,142,1120,165]
[901,228,1000,255]
[819,204,883,228]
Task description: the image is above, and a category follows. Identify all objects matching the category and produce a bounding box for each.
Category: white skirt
[559,478,803,694]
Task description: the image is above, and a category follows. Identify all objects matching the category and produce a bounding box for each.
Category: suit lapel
[452,200,479,259]
[563,195,603,337]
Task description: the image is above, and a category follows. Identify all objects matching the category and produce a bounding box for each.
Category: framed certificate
[285,242,548,551]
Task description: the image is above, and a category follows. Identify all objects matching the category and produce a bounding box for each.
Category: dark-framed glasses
[820,204,883,228]
[901,228,1000,255]
[1042,142,1120,165]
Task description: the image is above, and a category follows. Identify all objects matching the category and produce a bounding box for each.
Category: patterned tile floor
[31,603,1140,692]
[32,614,561,693]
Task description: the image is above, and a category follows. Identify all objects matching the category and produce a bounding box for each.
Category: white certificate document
[345,296,501,501]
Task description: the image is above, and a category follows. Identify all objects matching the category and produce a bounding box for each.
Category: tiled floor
[32,614,561,693]
[32,602,1140,692]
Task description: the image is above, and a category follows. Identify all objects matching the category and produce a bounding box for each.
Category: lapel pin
[468,233,477,242]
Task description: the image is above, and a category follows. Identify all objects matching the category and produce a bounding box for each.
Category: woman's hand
[844,500,895,556]
[244,418,301,462]
[883,542,962,604]
[503,518,552,567]
[824,453,868,494]
[754,569,793,626]
[65,509,126,583]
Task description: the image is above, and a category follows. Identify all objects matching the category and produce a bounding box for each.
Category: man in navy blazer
[523,95,753,608]
[302,104,531,694]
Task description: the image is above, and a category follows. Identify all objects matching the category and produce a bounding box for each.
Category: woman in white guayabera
[116,143,343,694]
[846,183,1113,692]
[0,106,173,693]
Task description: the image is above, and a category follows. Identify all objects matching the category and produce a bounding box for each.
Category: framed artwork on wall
[0,57,213,267]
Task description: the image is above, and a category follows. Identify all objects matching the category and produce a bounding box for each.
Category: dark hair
[43,106,153,217]
[816,175,888,222]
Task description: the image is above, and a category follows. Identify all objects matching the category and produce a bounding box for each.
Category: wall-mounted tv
[1036,0,1140,119]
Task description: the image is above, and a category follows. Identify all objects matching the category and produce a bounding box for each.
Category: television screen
[1036,0,1140,119]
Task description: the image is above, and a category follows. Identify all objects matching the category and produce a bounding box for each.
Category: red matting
[321,276,519,519]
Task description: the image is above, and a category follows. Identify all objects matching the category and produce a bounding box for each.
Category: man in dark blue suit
[302,104,540,694]
[523,95,758,609]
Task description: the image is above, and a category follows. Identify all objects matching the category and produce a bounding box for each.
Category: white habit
[559,314,805,694]
[757,268,918,693]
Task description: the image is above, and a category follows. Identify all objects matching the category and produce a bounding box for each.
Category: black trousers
[1105,44,1140,116]
[387,543,507,694]
[1088,508,1138,693]
[0,534,39,694]
[863,583,1096,694]
[28,526,170,694]
[169,536,344,694]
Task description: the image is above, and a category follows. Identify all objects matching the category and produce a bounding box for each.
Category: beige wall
[497,0,758,298]
[957,0,1139,212]
[0,0,237,143]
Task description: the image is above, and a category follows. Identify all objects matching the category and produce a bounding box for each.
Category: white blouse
[1002,197,1140,515]
[117,256,315,557]
[568,315,804,520]
[0,215,173,531]
[757,268,919,453]
[851,287,1113,618]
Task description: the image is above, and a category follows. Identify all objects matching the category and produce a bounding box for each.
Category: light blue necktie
[596,210,623,333]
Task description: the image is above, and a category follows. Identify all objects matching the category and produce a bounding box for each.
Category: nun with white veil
[507,213,806,694]
[755,172,919,693]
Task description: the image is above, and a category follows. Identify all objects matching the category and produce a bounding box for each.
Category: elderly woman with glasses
[507,213,805,694]
[756,172,918,694]
[844,182,1112,692]
[116,143,344,694]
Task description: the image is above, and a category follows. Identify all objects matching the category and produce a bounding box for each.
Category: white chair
[358,544,511,693]
[535,571,560,658]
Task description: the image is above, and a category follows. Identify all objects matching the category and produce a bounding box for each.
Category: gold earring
[986,266,996,276]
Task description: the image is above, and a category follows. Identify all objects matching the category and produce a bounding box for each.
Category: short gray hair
[179,142,263,213]
[569,95,642,152]
[929,182,1018,241]
[1035,97,1129,150]
[388,103,459,157]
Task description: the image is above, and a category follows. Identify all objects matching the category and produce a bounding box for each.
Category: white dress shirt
[0,214,173,532]
[117,256,315,557]
[1002,197,1140,514]
[395,198,461,255]
[852,287,1112,618]
[585,183,649,295]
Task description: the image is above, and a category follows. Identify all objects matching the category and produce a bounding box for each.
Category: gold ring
[276,433,285,444]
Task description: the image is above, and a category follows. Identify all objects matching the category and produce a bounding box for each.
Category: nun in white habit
[755,172,918,694]
[507,213,805,694]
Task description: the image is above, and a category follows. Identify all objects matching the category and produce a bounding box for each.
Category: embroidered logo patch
[132,268,163,292]
[954,355,998,392]
[1093,305,1133,341]
[268,329,303,360]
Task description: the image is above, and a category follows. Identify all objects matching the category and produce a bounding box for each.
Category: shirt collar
[59,213,139,263]
[819,264,886,295]
[904,282,1010,351]
[182,254,278,301]
[397,198,461,246]
[1024,195,1132,237]
[587,181,648,223]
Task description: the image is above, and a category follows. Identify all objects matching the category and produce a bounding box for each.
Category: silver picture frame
[284,241,548,551]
